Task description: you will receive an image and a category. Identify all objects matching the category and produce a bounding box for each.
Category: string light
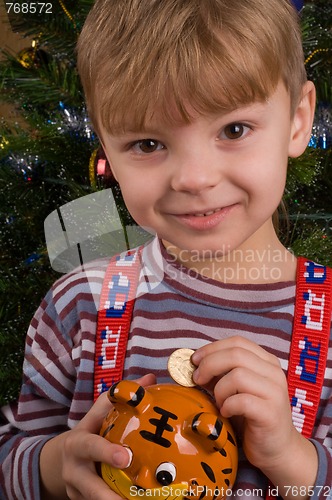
[58,0,77,30]
[305,48,330,66]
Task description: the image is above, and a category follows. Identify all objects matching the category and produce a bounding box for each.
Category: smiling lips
[173,205,235,230]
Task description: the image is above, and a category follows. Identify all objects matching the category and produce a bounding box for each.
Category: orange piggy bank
[100,380,238,499]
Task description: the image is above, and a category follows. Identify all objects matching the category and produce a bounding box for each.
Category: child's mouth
[173,205,236,230]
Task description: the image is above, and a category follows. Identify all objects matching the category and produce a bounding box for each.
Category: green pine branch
[0,53,83,109]
[5,0,93,49]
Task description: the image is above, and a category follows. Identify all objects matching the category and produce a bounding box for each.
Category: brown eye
[137,139,162,153]
[223,124,245,140]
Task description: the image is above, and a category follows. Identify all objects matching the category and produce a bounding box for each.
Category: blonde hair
[77,0,307,137]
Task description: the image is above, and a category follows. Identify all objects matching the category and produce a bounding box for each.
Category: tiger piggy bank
[99,381,238,500]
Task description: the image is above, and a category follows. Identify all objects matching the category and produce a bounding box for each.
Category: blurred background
[1,0,332,405]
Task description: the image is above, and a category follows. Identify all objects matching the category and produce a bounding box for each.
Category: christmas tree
[1,0,332,405]
[0,0,97,404]
[286,1,332,262]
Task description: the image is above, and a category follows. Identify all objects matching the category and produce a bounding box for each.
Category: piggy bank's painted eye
[155,462,177,486]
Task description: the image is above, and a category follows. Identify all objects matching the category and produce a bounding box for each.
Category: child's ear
[288,81,316,158]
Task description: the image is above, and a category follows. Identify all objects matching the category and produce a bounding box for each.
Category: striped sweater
[0,237,331,499]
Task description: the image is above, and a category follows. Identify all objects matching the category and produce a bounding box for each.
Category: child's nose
[171,156,221,194]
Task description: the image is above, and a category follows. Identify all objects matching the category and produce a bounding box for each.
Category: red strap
[93,247,142,402]
[266,257,332,499]
[288,257,332,438]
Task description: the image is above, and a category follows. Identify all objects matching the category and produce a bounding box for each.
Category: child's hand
[40,373,157,499]
[61,389,129,499]
[191,337,317,492]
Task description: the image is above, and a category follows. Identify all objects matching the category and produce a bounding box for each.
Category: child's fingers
[135,373,157,387]
[193,344,280,386]
[69,373,157,465]
[192,336,279,367]
[213,365,287,413]
[64,429,131,467]
[65,465,123,500]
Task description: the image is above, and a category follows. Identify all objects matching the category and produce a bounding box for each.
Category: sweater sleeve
[310,439,332,499]
[310,322,332,498]
[0,261,103,500]
[310,392,332,499]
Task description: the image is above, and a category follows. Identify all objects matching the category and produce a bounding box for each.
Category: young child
[0,0,331,498]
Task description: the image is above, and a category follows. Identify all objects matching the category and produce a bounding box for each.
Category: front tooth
[193,209,221,217]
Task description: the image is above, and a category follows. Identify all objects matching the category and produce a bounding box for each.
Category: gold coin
[168,348,196,387]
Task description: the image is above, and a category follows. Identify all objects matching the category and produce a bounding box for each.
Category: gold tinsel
[89,148,98,189]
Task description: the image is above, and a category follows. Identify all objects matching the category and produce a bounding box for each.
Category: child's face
[101,81,311,259]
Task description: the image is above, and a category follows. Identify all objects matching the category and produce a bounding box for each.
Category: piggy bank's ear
[189,412,229,452]
[108,380,152,411]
